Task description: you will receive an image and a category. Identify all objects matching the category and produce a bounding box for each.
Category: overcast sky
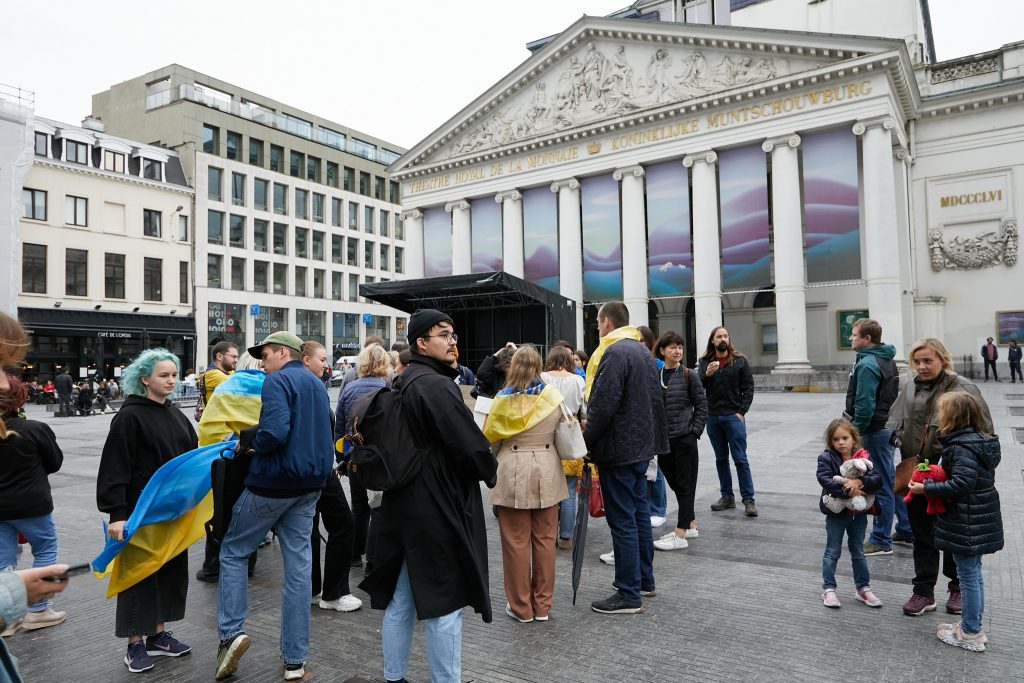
[1,0,1020,150]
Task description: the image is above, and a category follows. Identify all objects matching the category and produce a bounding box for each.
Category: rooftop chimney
[81,115,104,132]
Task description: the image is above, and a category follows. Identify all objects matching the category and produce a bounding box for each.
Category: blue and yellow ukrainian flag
[198,368,266,446]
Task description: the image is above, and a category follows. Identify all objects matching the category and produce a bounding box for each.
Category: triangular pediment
[393,17,909,175]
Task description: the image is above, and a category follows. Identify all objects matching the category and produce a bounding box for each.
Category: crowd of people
[0,305,1008,682]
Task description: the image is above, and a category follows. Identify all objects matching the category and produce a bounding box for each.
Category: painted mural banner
[581,174,623,301]
[718,144,771,290]
[645,160,693,297]
[522,186,559,292]
[422,206,452,277]
[802,128,861,283]
[996,310,1024,345]
[837,309,869,350]
[470,197,503,273]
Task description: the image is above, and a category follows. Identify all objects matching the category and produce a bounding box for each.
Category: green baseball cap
[247,330,304,358]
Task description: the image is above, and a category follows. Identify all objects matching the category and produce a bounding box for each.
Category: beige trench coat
[489,409,569,509]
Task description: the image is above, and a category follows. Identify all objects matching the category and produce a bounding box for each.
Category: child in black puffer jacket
[909,391,1002,652]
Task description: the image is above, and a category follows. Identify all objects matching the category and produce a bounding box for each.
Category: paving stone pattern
[6,385,1023,682]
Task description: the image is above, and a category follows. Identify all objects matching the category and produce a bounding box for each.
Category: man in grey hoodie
[844,318,910,555]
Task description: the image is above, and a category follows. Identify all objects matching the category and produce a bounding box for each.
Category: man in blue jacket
[845,318,910,556]
[215,331,334,682]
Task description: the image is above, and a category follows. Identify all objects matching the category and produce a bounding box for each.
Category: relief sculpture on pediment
[447,41,791,159]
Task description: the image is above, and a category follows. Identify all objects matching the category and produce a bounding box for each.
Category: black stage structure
[360,271,576,372]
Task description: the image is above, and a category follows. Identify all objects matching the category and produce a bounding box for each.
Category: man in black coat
[359,309,497,683]
[583,302,669,614]
[54,370,73,418]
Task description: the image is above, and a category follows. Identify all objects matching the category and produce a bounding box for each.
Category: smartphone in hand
[42,563,92,582]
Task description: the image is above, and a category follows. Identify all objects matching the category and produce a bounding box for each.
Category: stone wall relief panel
[928,219,1017,272]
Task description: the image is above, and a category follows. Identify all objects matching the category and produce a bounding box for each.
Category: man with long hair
[698,327,757,517]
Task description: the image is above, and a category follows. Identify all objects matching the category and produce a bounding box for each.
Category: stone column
[613,165,649,327]
[763,134,812,373]
[400,209,424,279]
[683,151,722,348]
[854,117,906,361]
[495,190,524,278]
[446,200,471,275]
[551,178,584,347]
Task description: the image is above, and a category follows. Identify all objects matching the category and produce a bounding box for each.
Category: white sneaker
[685,528,699,538]
[319,594,362,612]
[311,592,322,605]
[653,532,689,551]
[650,516,667,527]
[599,550,615,565]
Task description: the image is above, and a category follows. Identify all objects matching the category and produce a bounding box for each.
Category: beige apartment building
[93,65,409,367]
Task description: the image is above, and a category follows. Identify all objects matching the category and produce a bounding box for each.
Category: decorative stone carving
[929,56,999,84]
[928,220,1018,272]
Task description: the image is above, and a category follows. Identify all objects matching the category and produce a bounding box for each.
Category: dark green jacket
[844,343,898,433]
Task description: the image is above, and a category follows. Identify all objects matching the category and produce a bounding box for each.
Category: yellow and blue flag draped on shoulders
[584,325,641,402]
[92,440,235,597]
[483,381,564,443]
[198,369,266,446]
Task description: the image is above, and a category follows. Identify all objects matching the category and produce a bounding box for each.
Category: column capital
[494,189,522,203]
[762,134,801,153]
[682,150,718,168]
[399,209,423,221]
[894,145,913,163]
[612,165,645,181]
[549,177,580,192]
[852,116,896,136]
[444,200,470,213]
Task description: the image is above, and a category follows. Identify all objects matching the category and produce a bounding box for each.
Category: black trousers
[983,358,998,380]
[311,472,354,600]
[348,476,370,561]
[57,394,73,417]
[1009,361,1022,382]
[659,433,699,530]
[906,494,958,597]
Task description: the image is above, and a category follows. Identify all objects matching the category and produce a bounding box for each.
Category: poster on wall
[422,206,452,277]
[996,310,1024,344]
[718,144,771,290]
[207,302,245,348]
[837,309,869,350]
[522,187,559,292]
[581,174,623,302]
[470,198,503,273]
[802,128,862,282]
[645,161,693,297]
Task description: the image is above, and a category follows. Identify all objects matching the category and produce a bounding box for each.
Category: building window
[380,210,390,237]
[23,188,46,220]
[331,272,342,300]
[331,235,343,264]
[331,198,342,227]
[65,140,88,164]
[231,257,245,291]
[249,137,263,166]
[343,167,354,192]
[295,309,325,345]
[231,173,245,206]
[282,113,313,138]
[379,149,400,165]
[364,205,374,233]
[390,180,400,204]
[226,131,241,160]
[353,139,376,161]
[254,261,268,293]
[319,126,345,149]
[65,195,87,226]
[364,241,375,269]
[179,261,189,303]
[22,243,46,294]
[273,183,287,215]
[254,219,268,252]
[143,159,162,181]
[307,156,321,183]
[311,231,325,260]
[273,223,287,255]
[208,254,223,288]
[34,132,48,157]
[295,227,308,258]
[359,171,370,196]
[395,246,404,274]
[203,125,219,154]
[104,253,125,299]
[348,273,358,302]
[269,144,284,172]
[347,238,358,267]
[178,215,189,242]
[143,208,161,237]
[208,210,224,244]
[208,167,223,201]
[229,214,246,248]
[289,151,303,178]
[65,248,87,296]
[313,268,325,298]
[273,263,287,294]
[254,178,268,211]
[104,150,125,173]
[144,257,162,301]
[380,244,390,271]
[312,193,324,223]
[348,202,359,229]
[374,176,385,200]
[294,266,307,297]
[326,162,338,188]
[396,216,405,240]
[295,188,308,220]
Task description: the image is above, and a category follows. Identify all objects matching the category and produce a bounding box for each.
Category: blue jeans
[558,475,578,539]
[382,561,461,683]
[822,513,870,590]
[863,429,912,547]
[0,513,58,612]
[952,553,984,634]
[647,467,667,517]
[218,489,319,666]
[706,414,755,501]
[599,461,655,603]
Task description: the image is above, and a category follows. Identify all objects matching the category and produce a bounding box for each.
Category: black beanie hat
[407,308,454,343]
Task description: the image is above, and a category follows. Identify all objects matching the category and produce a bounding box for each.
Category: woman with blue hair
[97,348,197,674]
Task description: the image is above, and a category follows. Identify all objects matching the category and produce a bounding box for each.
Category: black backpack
[346,374,426,491]
[205,425,257,543]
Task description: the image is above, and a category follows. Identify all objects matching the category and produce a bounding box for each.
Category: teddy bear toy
[902,460,948,514]
[822,456,876,513]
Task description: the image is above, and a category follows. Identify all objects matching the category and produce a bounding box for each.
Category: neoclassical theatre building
[390,4,1022,371]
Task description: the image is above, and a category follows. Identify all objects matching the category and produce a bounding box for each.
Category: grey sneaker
[743,500,758,517]
[711,496,736,511]
[863,542,893,556]
[215,633,251,681]
[937,623,986,652]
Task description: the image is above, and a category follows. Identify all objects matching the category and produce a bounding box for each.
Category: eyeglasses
[425,332,458,344]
